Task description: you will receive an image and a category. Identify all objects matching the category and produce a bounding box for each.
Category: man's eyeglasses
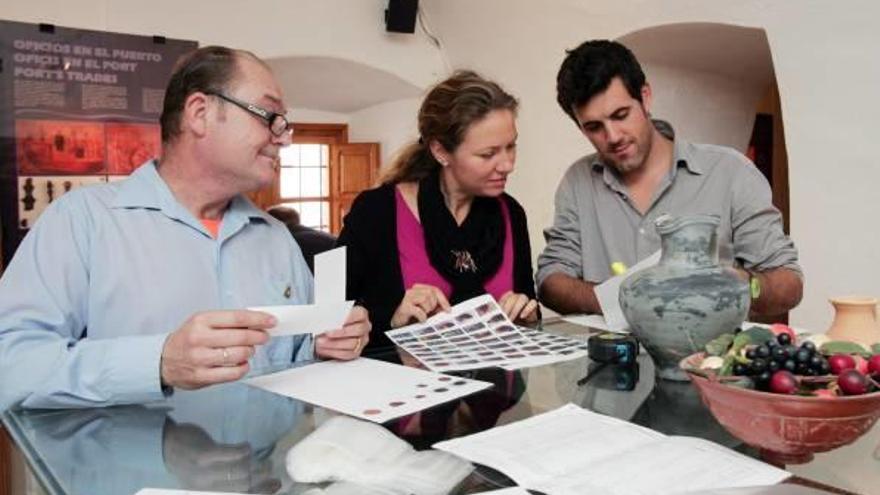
[206,91,291,137]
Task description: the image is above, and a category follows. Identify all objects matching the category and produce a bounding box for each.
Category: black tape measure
[588,332,639,366]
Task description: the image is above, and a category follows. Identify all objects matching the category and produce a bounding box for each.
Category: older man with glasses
[0,46,371,410]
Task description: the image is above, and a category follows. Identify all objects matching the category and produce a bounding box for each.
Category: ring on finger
[222,348,230,365]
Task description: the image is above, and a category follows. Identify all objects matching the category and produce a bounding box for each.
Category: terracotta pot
[826,296,880,347]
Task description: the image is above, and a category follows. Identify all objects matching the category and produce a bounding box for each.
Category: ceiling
[266,56,424,114]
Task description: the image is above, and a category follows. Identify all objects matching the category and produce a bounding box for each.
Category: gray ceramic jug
[619,214,749,381]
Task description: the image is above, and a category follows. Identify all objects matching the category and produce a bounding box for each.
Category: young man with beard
[537,40,802,319]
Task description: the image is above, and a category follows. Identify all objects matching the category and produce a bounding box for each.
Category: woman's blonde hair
[381,70,518,185]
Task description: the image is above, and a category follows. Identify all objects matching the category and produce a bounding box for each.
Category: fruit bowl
[681,352,880,464]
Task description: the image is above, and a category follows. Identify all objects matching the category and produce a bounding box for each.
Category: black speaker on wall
[385,0,418,33]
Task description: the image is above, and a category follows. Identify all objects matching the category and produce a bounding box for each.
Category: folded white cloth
[287,415,473,495]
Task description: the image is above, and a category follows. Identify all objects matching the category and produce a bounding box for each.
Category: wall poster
[0,20,197,265]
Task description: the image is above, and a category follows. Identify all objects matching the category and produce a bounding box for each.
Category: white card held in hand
[314,246,346,304]
[251,246,353,336]
[252,300,354,336]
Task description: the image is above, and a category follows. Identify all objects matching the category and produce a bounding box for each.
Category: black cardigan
[336,183,537,354]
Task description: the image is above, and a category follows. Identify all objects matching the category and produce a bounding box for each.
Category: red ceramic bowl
[681,352,880,464]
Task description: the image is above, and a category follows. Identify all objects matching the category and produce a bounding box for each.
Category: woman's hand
[390,284,451,327]
[498,291,539,323]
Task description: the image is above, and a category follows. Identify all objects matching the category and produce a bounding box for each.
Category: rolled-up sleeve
[536,168,585,290]
[730,163,802,275]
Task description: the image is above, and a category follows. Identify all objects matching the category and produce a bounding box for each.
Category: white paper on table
[246,357,492,423]
[595,250,661,333]
[472,488,532,495]
[680,486,832,495]
[134,490,240,495]
[561,313,610,331]
[433,404,790,494]
[314,246,346,304]
[252,299,354,336]
[548,436,791,495]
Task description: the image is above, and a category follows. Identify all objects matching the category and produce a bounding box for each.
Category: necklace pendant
[451,250,477,273]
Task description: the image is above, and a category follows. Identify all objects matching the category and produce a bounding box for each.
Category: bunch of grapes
[732,332,830,391]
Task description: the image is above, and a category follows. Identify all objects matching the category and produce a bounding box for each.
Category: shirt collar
[589,137,703,180]
[673,139,703,175]
[111,160,269,232]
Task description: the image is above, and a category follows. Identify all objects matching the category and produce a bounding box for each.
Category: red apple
[828,353,856,375]
[770,323,796,341]
[769,370,798,394]
[837,369,869,395]
[869,355,880,375]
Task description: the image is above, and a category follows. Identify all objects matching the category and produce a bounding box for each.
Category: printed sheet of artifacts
[386,294,589,372]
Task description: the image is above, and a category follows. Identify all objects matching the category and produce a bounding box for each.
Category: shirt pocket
[265,276,296,306]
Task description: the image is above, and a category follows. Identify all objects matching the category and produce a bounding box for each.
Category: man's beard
[603,127,653,175]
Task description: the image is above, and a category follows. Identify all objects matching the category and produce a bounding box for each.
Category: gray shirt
[536,139,801,288]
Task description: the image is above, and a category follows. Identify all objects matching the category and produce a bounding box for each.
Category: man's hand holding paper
[315,305,371,361]
[160,310,275,390]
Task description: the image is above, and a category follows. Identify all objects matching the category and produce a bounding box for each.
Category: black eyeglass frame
[205,91,291,137]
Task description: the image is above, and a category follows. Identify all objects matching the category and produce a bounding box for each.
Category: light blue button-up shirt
[0,161,314,410]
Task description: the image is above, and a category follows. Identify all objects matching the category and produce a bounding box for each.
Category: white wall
[642,63,763,152]
[348,97,422,168]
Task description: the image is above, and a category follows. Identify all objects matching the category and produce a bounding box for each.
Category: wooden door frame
[291,123,347,145]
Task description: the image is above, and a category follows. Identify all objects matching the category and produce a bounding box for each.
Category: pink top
[396,187,514,300]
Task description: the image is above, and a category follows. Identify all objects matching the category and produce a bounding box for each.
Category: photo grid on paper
[386,295,590,372]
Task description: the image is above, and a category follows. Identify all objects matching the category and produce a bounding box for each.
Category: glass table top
[3,319,878,495]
